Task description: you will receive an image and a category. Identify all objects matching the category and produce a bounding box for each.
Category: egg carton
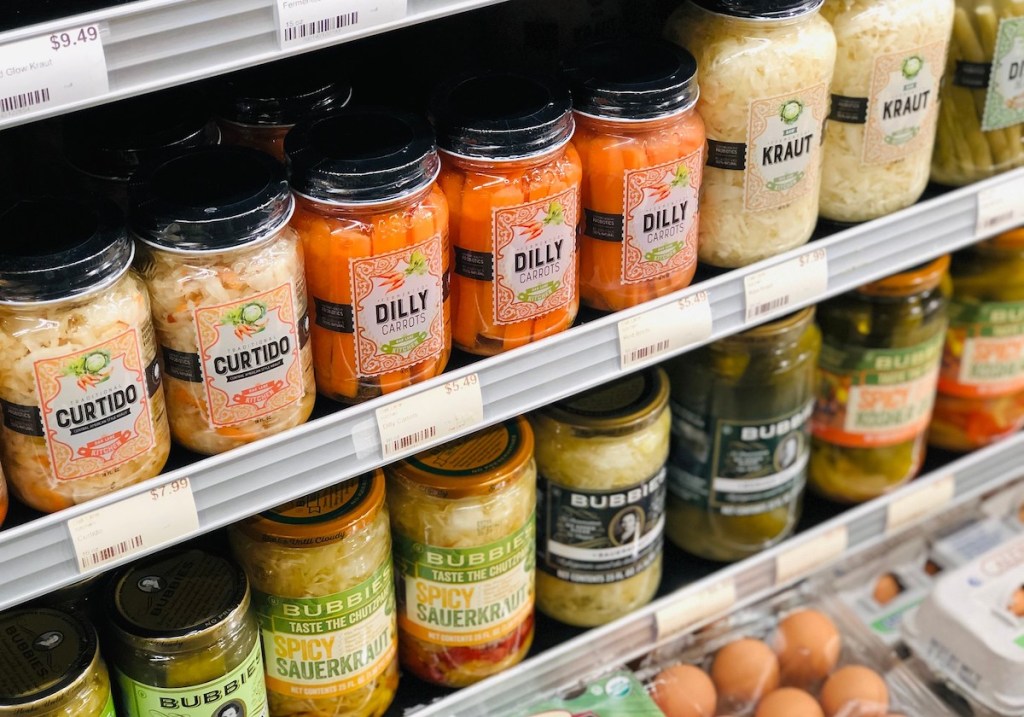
[515,671,665,717]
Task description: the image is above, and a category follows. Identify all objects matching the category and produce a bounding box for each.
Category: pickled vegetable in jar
[229,471,398,717]
[385,418,536,687]
[530,367,669,626]
[932,230,1024,451]
[286,110,451,403]
[563,39,705,312]
[431,72,583,355]
[819,0,954,223]
[665,309,820,562]
[811,256,951,503]
[0,196,170,513]
[131,146,315,455]
[107,549,268,717]
[666,0,836,268]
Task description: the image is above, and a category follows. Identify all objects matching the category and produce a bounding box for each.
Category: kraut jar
[0,196,170,513]
[286,110,451,403]
[530,368,670,626]
[431,71,583,355]
[131,146,315,455]
[385,418,537,687]
[563,39,705,312]
[0,607,115,717]
[666,0,837,268]
[229,471,398,717]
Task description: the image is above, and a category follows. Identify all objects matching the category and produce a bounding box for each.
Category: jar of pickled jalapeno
[665,309,820,562]
[811,257,950,503]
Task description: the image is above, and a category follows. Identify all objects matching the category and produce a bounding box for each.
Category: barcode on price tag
[886,474,955,534]
[617,290,713,370]
[655,577,737,639]
[376,373,484,459]
[744,248,828,323]
[66,477,198,573]
[775,525,848,585]
[976,176,1024,236]
[276,0,407,47]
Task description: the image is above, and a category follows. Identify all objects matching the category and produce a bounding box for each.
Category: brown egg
[1009,587,1024,617]
[651,663,717,717]
[820,665,889,717]
[774,609,842,688]
[755,688,824,717]
[872,574,903,605]
[711,638,780,709]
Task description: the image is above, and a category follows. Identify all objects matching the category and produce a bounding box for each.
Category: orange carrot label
[493,188,578,325]
[34,330,155,482]
[939,300,1024,398]
[195,283,304,427]
[622,150,702,284]
[350,234,445,376]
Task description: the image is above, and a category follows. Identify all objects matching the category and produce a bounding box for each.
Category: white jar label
[982,17,1024,132]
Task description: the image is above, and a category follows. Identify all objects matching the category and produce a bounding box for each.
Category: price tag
[617,290,712,370]
[744,248,828,324]
[886,474,956,534]
[0,25,107,121]
[376,373,483,459]
[66,477,198,573]
[775,525,848,585]
[276,0,407,47]
[655,578,736,639]
[976,175,1024,236]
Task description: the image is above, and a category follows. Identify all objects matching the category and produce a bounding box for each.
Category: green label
[949,299,1024,336]
[982,17,1024,131]
[519,671,664,716]
[101,691,116,716]
[818,332,945,383]
[1015,634,1024,648]
[393,518,535,583]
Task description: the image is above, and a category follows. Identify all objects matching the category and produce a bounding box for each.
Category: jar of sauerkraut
[131,146,315,455]
[666,0,837,268]
[819,0,954,223]
[563,39,705,312]
[530,368,669,626]
[811,257,950,503]
[385,418,536,687]
[228,470,398,717]
[0,607,115,717]
[0,196,170,513]
[107,548,268,717]
[286,110,451,403]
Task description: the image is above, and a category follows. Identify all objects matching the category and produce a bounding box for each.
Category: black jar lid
[690,0,824,19]
[0,195,132,305]
[285,109,440,204]
[563,39,699,121]
[129,146,293,253]
[216,63,353,127]
[429,71,574,160]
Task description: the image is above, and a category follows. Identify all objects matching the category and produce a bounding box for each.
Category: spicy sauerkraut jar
[228,471,398,717]
[131,146,315,455]
[530,368,669,626]
[666,0,836,268]
[286,110,451,403]
[431,72,583,355]
[563,39,705,312]
[385,418,536,687]
[819,0,954,223]
[0,196,170,513]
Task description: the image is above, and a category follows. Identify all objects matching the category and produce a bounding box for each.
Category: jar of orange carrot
[564,39,705,312]
[285,110,451,403]
[431,72,583,356]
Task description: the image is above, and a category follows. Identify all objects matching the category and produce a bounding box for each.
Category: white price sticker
[886,474,956,534]
[655,578,737,639]
[67,477,198,573]
[376,373,483,459]
[744,248,828,324]
[276,0,407,47]
[976,176,1024,236]
[617,290,712,370]
[775,525,848,585]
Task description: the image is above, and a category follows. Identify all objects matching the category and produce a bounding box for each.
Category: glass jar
[563,39,706,312]
[0,607,115,717]
[931,1,1024,186]
[385,418,537,687]
[0,196,170,513]
[0,465,7,528]
[131,146,315,455]
[529,367,669,626]
[665,309,820,562]
[431,71,583,355]
[107,548,268,716]
[666,0,837,268]
[286,110,451,403]
[228,471,398,717]
[811,257,951,503]
[819,0,954,223]
[931,231,1024,451]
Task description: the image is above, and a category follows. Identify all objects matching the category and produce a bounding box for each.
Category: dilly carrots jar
[431,72,583,356]
[564,39,705,312]
[286,110,451,403]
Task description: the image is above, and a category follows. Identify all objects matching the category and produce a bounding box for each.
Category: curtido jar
[286,110,451,403]
[563,39,706,312]
[0,196,170,513]
[666,0,837,268]
[431,71,583,355]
